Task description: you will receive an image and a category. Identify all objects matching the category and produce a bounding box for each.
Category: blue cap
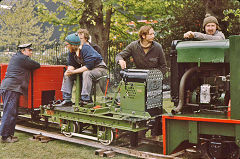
[65,33,81,45]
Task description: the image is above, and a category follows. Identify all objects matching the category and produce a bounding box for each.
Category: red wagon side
[0,64,66,110]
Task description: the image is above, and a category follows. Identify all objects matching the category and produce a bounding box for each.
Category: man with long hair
[116,25,167,74]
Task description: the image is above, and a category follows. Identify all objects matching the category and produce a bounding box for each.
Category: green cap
[65,33,81,45]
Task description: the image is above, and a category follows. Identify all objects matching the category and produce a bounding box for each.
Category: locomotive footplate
[41,105,151,132]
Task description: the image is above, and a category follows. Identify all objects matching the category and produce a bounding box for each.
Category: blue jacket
[81,44,103,70]
[68,44,103,70]
[0,52,40,96]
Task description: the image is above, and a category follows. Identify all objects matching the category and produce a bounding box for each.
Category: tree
[0,0,54,46]
[36,0,240,66]
[37,0,115,63]
[36,0,167,63]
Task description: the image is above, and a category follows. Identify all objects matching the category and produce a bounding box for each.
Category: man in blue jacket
[58,30,107,106]
[0,43,40,143]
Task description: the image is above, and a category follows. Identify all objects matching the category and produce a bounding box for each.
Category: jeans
[61,67,107,101]
[0,89,20,138]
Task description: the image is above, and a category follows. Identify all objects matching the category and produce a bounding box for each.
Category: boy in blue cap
[58,31,107,106]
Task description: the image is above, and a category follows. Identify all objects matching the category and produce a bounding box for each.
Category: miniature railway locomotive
[163,35,240,159]
[40,69,163,146]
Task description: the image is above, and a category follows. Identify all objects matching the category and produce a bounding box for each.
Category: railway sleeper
[95,149,116,158]
[31,134,52,143]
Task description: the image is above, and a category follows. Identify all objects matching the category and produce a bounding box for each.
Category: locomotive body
[163,36,240,158]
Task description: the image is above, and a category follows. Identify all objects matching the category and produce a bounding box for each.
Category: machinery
[40,69,163,146]
[163,36,240,159]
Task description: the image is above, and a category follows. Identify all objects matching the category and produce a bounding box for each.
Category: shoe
[55,100,73,107]
[1,136,18,143]
[79,100,93,105]
[11,136,18,140]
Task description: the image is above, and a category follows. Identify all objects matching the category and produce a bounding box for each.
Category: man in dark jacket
[0,43,40,143]
[115,25,167,74]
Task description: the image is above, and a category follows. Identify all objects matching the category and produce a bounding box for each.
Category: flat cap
[18,43,33,50]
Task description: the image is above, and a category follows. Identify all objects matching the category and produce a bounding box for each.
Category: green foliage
[0,0,54,46]
[2,0,239,67]
[36,0,85,41]
[223,1,240,34]
[153,0,206,53]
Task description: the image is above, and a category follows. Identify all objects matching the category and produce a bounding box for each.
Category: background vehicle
[163,35,240,159]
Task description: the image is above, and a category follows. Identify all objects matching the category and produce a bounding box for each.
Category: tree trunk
[79,0,112,64]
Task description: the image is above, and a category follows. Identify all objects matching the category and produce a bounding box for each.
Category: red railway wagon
[0,64,65,110]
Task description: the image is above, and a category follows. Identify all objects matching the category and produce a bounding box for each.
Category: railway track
[13,122,183,159]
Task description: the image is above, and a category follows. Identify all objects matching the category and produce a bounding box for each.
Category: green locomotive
[40,69,163,146]
[163,35,240,159]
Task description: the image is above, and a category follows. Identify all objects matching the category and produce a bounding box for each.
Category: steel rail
[14,124,182,159]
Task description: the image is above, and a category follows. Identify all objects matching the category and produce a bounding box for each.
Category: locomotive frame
[40,69,163,146]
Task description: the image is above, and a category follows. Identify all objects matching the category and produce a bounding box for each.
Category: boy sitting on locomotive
[58,29,107,106]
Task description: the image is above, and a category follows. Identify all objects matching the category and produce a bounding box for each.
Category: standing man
[0,44,40,143]
[184,14,225,40]
[115,25,167,74]
[58,30,107,106]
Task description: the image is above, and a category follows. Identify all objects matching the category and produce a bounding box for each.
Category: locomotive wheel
[62,131,73,137]
[226,143,240,159]
[200,141,218,159]
[130,132,138,147]
[99,128,114,145]
[200,141,240,159]
[62,121,78,138]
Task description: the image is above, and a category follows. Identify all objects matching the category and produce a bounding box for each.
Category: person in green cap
[184,14,225,40]
[57,31,107,106]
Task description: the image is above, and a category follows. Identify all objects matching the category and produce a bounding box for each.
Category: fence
[0,41,170,86]
[0,43,68,65]
[0,41,131,72]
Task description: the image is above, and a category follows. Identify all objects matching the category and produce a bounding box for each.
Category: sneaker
[1,136,19,143]
[79,100,93,105]
[55,100,73,107]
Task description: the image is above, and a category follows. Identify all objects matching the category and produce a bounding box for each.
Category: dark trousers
[0,89,20,138]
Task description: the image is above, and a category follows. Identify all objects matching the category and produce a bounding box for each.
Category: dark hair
[138,25,153,40]
[77,29,90,41]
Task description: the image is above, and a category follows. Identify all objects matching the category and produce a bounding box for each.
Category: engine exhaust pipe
[171,67,199,114]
